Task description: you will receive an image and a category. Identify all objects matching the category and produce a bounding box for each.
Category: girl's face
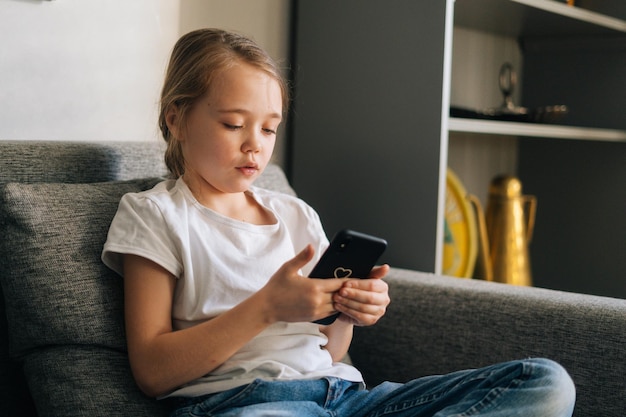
[171,62,283,197]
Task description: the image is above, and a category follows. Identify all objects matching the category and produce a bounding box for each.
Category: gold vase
[483,175,536,286]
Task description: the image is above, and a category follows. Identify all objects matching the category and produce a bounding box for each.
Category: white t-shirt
[102,178,363,397]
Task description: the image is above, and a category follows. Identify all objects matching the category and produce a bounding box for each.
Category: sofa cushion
[23,346,168,417]
[0,178,163,354]
[0,140,170,416]
[0,178,170,416]
[254,163,296,197]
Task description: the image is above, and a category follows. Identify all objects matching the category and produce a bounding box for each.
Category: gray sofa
[0,140,624,417]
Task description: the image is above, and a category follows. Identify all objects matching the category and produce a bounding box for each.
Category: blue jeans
[170,358,575,417]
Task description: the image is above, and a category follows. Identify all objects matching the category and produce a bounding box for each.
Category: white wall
[0,0,291,155]
[179,0,291,70]
[178,0,292,164]
[0,0,180,142]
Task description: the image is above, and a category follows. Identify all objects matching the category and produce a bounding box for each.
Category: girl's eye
[263,127,277,135]
[224,123,243,130]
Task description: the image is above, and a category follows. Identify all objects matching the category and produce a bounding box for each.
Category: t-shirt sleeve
[299,206,329,277]
[101,192,182,279]
[270,194,329,277]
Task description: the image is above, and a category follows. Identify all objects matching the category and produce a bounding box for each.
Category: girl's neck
[181,174,274,225]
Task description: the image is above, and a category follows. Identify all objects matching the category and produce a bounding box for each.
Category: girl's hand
[259,245,346,324]
[333,264,391,326]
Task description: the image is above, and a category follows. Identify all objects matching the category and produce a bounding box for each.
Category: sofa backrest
[0,140,294,416]
[0,140,169,183]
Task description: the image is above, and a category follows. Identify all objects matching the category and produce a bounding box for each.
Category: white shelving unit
[452,0,626,298]
[449,117,626,142]
[453,0,626,141]
[455,0,626,36]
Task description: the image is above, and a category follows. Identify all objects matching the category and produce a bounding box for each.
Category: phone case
[310,229,387,325]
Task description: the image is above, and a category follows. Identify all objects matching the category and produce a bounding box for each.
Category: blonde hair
[158,28,289,178]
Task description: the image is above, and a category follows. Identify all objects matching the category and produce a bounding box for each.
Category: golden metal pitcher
[480,175,536,286]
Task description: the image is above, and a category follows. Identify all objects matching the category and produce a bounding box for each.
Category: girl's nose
[242,131,262,153]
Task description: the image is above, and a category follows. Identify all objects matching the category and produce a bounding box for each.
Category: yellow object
[484,175,537,286]
[442,169,478,278]
[467,194,493,282]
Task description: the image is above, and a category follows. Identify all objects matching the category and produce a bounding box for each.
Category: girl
[103,28,575,416]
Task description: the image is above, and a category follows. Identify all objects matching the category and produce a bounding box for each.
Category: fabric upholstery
[350,268,626,417]
[0,140,168,184]
[1,140,625,417]
[0,179,161,355]
[23,346,168,417]
[0,178,168,416]
[254,163,296,197]
[0,140,298,416]
[0,140,168,416]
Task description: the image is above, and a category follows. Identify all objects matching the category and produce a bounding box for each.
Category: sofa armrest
[349,268,626,417]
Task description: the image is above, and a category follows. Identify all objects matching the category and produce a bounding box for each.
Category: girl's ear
[165,104,183,141]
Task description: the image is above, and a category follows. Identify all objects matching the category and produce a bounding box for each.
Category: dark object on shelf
[450,105,569,123]
[451,63,569,123]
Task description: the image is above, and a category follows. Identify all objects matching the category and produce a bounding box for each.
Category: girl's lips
[237,165,259,176]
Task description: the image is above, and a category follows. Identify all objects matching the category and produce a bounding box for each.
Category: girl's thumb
[291,244,315,270]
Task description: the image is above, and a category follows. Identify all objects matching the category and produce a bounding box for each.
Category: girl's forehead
[212,62,274,86]
[206,64,283,111]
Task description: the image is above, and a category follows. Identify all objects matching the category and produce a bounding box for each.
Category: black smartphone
[309,229,387,325]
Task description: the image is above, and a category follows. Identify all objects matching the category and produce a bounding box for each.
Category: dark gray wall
[289,0,449,271]
[520,35,626,298]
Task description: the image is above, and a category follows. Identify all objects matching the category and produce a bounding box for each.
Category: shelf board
[455,0,626,37]
[448,117,626,142]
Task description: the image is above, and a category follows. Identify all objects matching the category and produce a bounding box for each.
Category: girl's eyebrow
[217,108,282,120]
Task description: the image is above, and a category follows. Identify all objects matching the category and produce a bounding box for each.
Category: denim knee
[525,358,576,415]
